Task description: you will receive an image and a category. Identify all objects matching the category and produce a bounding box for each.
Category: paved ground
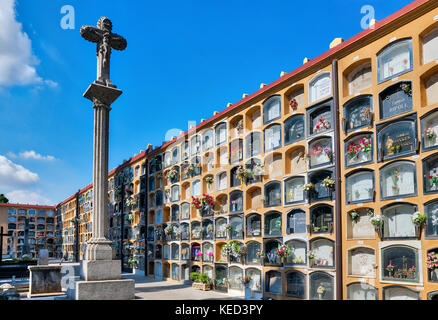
[123,274,243,300]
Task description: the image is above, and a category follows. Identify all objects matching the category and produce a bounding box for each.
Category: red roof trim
[0,203,56,209]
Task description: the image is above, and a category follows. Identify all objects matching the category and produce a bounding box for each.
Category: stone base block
[80,260,121,281]
[75,279,135,300]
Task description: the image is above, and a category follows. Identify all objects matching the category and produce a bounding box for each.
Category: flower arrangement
[429,169,438,187]
[164,225,173,236]
[256,249,264,258]
[167,169,179,180]
[411,211,427,226]
[221,240,241,259]
[427,252,438,271]
[308,250,315,260]
[400,82,412,96]
[349,210,360,224]
[322,176,335,189]
[346,136,372,159]
[202,194,215,207]
[289,98,298,111]
[251,163,265,176]
[426,128,436,141]
[370,215,383,227]
[303,183,315,192]
[127,213,134,222]
[386,264,395,274]
[128,258,139,266]
[237,166,250,187]
[205,176,214,186]
[225,223,232,231]
[276,244,291,260]
[312,144,332,158]
[191,196,202,209]
[313,117,331,133]
[317,286,326,295]
[236,119,244,134]
[408,266,416,277]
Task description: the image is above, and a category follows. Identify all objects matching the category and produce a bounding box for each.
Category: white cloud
[0,0,56,87]
[0,155,39,189]
[6,190,53,205]
[15,150,57,161]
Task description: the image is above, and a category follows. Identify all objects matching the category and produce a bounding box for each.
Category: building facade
[18,0,438,300]
[0,204,57,259]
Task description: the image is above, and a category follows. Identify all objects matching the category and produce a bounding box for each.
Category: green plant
[190,272,200,282]
[199,273,211,285]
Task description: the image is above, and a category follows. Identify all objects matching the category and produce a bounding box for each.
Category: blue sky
[0,0,412,204]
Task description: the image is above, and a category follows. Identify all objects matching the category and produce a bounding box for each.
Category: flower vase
[431,269,438,281]
[415,223,423,240]
[244,285,252,300]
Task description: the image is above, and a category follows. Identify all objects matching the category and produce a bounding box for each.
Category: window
[263,95,281,124]
[377,39,413,83]
[264,181,281,207]
[246,268,262,292]
[229,139,243,164]
[245,158,263,185]
[265,271,282,294]
[171,205,179,221]
[8,209,16,216]
[203,129,213,151]
[155,191,163,206]
[425,201,438,238]
[191,222,201,240]
[215,123,227,146]
[308,169,334,202]
[246,214,261,237]
[164,152,171,169]
[309,272,334,300]
[284,115,305,145]
[191,243,201,261]
[285,240,307,265]
[379,81,413,120]
[264,212,282,236]
[345,134,373,167]
[230,167,240,188]
[230,215,243,239]
[347,283,377,300]
[155,208,163,224]
[192,179,201,197]
[382,203,416,239]
[423,154,438,194]
[383,286,420,300]
[381,246,419,283]
[309,72,331,104]
[171,185,180,202]
[245,132,261,158]
[182,141,190,160]
[215,266,228,291]
[422,26,438,64]
[190,135,201,156]
[380,161,417,200]
[286,209,306,234]
[344,96,373,133]
[246,242,261,264]
[264,124,281,152]
[217,172,227,191]
[202,220,214,240]
[348,247,376,277]
[310,238,334,268]
[229,267,244,290]
[171,244,179,260]
[347,62,372,96]
[191,157,202,176]
[202,242,214,262]
[286,271,306,298]
[155,245,162,259]
[181,244,190,260]
[171,147,180,165]
[346,170,374,204]
[309,137,333,168]
[215,218,227,239]
[172,264,180,281]
[163,245,170,260]
[181,203,190,220]
[229,191,243,213]
[310,205,333,234]
[307,102,333,136]
[423,109,438,152]
[180,223,189,240]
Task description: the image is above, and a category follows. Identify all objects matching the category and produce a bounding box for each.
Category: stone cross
[80,17,127,87]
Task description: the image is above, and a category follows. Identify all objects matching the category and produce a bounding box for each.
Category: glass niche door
[214,265,228,293]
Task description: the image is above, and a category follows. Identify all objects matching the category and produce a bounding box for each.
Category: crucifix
[80,17,127,88]
[0,227,10,264]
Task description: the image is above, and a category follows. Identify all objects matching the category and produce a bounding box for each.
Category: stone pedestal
[28,265,64,298]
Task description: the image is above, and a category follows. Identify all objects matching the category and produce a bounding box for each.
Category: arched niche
[347,246,376,277]
[285,146,306,175]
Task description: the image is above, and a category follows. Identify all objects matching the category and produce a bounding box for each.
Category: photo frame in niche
[343,95,373,132]
[379,81,413,120]
[377,114,418,162]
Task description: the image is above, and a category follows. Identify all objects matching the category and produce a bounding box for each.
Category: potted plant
[411,211,427,239]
